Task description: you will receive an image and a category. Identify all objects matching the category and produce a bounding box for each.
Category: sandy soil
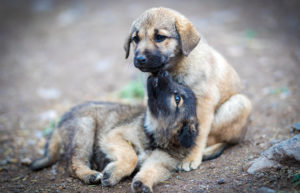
[0,0,300,192]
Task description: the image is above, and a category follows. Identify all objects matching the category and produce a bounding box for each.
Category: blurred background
[0,0,300,192]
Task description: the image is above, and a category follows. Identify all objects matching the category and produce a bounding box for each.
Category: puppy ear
[178,121,198,148]
[175,16,200,56]
[124,34,131,59]
[124,22,138,59]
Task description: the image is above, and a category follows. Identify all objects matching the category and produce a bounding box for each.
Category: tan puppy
[124,7,252,171]
[31,71,200,192]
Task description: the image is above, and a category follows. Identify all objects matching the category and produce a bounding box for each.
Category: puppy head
[124,7,200,73]
[145,70,198,148]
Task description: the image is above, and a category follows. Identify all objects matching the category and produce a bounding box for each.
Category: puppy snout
[135,55,147,65]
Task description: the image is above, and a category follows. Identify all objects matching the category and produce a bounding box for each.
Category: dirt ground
[1,0,300,192]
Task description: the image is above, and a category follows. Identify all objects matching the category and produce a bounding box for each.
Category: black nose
[136,55,147,64]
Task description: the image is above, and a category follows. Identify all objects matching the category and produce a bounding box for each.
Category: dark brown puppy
[31,71,199,192]
[125,7,252,171]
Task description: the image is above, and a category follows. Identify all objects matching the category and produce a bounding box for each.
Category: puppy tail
[202,143,228,161]
[30,129,62,170]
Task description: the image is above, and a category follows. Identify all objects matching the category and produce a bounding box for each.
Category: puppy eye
[132,36,139,43]
[174,94,181,105]
[154,34,167,43]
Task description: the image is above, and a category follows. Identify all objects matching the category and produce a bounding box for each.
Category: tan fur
[31,102,147,185]
[125,7,252,171]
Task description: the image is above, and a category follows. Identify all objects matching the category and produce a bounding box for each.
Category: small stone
[57,186,63,190]
[0,160,8,165]
[292,122,300,132]
[257,187,276,193]
[61,183,66,189]
[191,185,206,193]
[0,167,8,172]
[9,158,18,164]
[217,178,225,184]
[39,110,58,122]
[208,163,215,169]
[257,172,264,178]
[21,157,32,166]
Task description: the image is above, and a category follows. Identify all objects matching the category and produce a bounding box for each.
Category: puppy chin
[137,65,163,73]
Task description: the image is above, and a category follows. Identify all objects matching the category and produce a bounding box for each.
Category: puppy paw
[177,158,202,171]
[87,172,103,184]
[101,163,121,187]
[131,180,152,193]
[101,171,113,186]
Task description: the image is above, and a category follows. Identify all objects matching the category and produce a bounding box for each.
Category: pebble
[208,163,215,169]
[39,110,58,122]
[1,160,8,166]
[9,158,18,164]
[49,176,56,181]
[217,178,225,184]
[257,187,276,193]
[292,121,300,132]
[21,157,32,166]
[190,185,207,193]
[257,172,264,178]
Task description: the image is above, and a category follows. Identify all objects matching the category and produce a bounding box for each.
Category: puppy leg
[179,94,252,171]
[69,117,102,184]
[209,94,252,145]
[100,129,138,187]
[179,97,216,171]
[131,150,177,193]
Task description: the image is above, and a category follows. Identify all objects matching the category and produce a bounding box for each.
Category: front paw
[177,157,202,172]
[86,172,103,184]
[131,180,152,193]
[101,163,120,187]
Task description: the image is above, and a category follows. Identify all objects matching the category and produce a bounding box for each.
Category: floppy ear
[124,34,132,59]
[178,121,199,148]
[124,22,137,59]
[175,16,200,56]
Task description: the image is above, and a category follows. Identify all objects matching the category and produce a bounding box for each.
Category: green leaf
[244,29,257,39]
[292,172,300,186]
[42,119,59,136]
[119,78,144,100]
